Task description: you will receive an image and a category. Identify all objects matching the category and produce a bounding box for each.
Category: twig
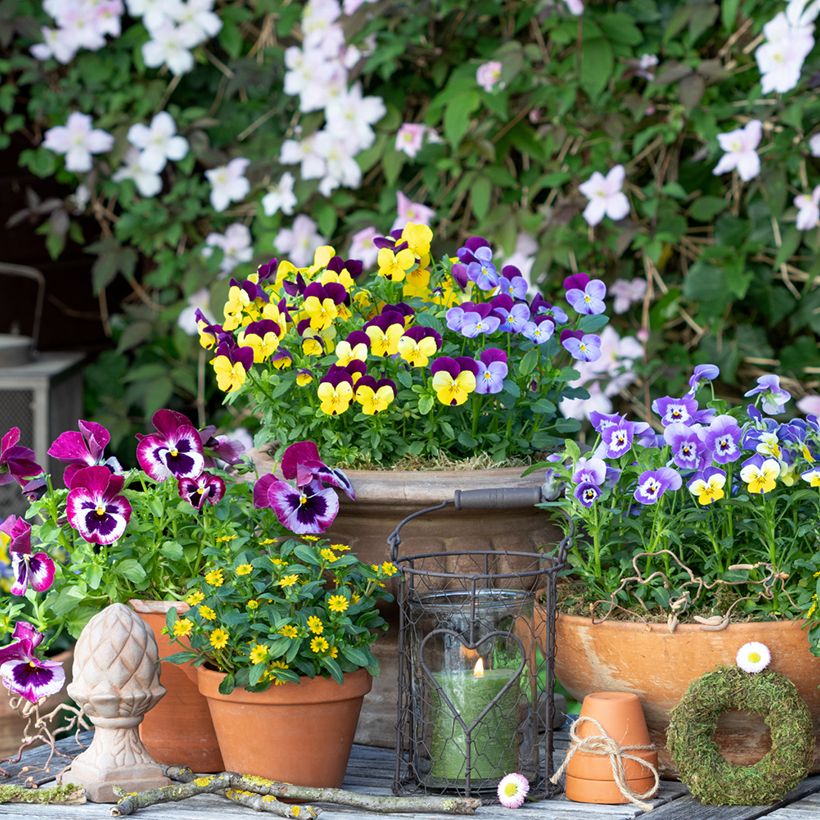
[225,788,320,817]
[111,776,240,816]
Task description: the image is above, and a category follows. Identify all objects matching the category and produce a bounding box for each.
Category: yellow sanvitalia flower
[302,535,320,542]
[303,296,339,331]
[377,247,416,282]
[267,659,290,685]
[238,329,279,363]
[223,285,250,331]
[199,605,216,621]
[310,636,329,654]
[397,334,438,367]
[355,384,394,415]
[279,624,299,639]
[185,590,205,606]
[331,543,351,552]
[205,569,224,587]
[173,618,193,638]
[307,616,323,634]
[212,355,246,393]
[432,370,476,406]
[235,563,253,576]
[210,628,229,649]
[328,595,349,614]
[365,323,404,356]
[740,458,780,494]
[278,574,300,588]
[320,548,339,562]
[400,223,433,258]
[381,561,398,577]
[330,646,339,659]
[317,380,354,416]
[249,644,269,664]
[688,472,726,506]
[334,340,368,367]
[270,557,286,566]
[216,534,238,543]
[246,599,260,610]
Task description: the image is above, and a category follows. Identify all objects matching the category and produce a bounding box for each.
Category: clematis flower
[735,641,771,674]
[142,21,200,76]
[563,0,584,14]
[355,376,396,415]
[739,455,780,494]
[704,415,742,464]
[811,133,820,157]
[687,364,720,393]
[325,83,385,153]
[474,348,508,395]
[572,457,607,486]
[610,278,646,314]
[262,172,297,217]
[578,165,630,227]
[206,158,251,213]
[0,428,43,488]
[395,123,426,158]
[136,409,205,481]
[476,60,503,92]
[43,112,114,173]
[497,772,529,809]
[561,330,601,362]
[348,226,379,268]
[0,622,65,704]
[317,368,355,416]
[127,111,188,173]
[565,278,607,315]
[755,6,815,94]
[431,357,478,406]
[634,467,682,505]
[744,374,791,415]
[178,472,226,510]
[171,0,222,43]
[275,215,325,267]
[1,516,55,596]
[48,420,120,486]
[664,423,708,471]
[794,186,820,230]
[66,466,132,545]
[713,121,762,182]
[203,223,254,276]
[392,191,435,230]
[687,467,727,506]
[397,326,441,367]
[113,149,163,197]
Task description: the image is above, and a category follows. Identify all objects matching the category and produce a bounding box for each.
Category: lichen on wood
[0,783,86,804]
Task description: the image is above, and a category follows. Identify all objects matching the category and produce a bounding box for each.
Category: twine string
[550,715,661,812]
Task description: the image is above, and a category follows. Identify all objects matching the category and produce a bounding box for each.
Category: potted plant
[165,491,393,787]
[536,367,820,774]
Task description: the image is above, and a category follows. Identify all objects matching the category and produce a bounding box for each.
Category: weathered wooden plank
[763,792,820,818]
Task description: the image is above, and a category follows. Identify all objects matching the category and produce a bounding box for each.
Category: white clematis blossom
[755,0,818,94]
[275,215,325,267]
[713,120,762,182]
[171,0,222,42]
[43,112,114,173]
[794,185,820,230]
[206,158,251,212]
[578,165,630,226]
[142,21,200,75]
[177,288,213,335]
[324,83,385,152]
[203,223,254,275]
[262,172,297,217]
[127,111,188,173]
[113,149,163,197]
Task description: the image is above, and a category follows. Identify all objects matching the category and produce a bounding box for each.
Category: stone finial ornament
[59,603,169,802]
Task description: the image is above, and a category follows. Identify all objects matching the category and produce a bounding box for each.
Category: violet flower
[563,273,590,293]
[651,395,699,426]
[531,294,569,325]
[521,316,554,344]
[475,348,508,395]
[744,374,791,415]
[600,418,635,459]
[66,466,132,546]
[561,330,601,362]
[0,428,42,488]
[178,472,226,510]
[136,409,205,481]
[634,467,682,505]
[0,622,65,704]
[589,411,623,432]
[466,245,500,291]
[498,265,528,299]
[663,423,708,471]
[572,457,607,486]
[48,420,121,486]
[198,425,247,467]
[565,278,607,315]
[687,364,720,393]
[1,516,55,596]
[456,236,491,265]
[702,415,742,464]
[496,302,531,333]
[574,482,601,507]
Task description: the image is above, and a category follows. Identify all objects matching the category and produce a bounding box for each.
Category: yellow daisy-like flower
[352,593,361,604]
[185,590,205,606]
[302,535,320,542]
[330,646,339,660]
[235,563,253,576]
[249,644,269,664]
[210,628,229,649]
[307,615,323,634]
[310,636,329,654]
[320,548,338,563]
[381,561,398,577]
[270,557,286,566]
[247,599,260,611]
[279,624,299,639]
[330,543,350,552]
[260,538,278,546]
[327,595,349,614]
[267,659,290,686]
[205,569,225,587]
[199,605,216,621]
[173,618,193,638]
[279,574,300,588]
[215,534,238,543]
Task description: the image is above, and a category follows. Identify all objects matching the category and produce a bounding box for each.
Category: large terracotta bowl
[554,614,820,777]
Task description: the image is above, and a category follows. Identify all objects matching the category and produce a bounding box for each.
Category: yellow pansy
[238,326,279,363]
[310,245,336,271]
[317,380,354,416]
[296,369,314,387]
[335,340,368,366]
[432,370,476,406]
[302,337,324,357]
[319,269,355,289]
[222,285,251,331]
[365,323,404,356]
[687,471,726,506]
[197,318,217,351]
[355,382,395,415]
[377,247,416,282]
[303,296,339,331]
[403,267,431,299]
[397,334,438,368]
[212,355,246,393]
[400,223,433,258]
[739,458,780,494]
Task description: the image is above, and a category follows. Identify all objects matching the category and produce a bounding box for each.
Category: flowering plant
[540,368,820,647]
[202,226,612,467]
[166,536,394,693]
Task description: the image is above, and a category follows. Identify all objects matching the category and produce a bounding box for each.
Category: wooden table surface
[1,730,818,819]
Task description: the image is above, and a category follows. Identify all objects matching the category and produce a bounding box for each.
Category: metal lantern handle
[0,263,46,347]
[388,486,544,563]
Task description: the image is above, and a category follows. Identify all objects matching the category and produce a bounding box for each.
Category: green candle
[429,661,520,783]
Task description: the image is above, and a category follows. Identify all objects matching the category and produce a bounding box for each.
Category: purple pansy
[572,457,607,486]
[522,316,555,344]
[589,411,622,432]
[475,348,508,395]
[466,245,499,291]
[451,262,469,289]
[563,273,590,293]
[48,420,121,486]
[561,330,601,362]
[198,426,247,468]
[1,516,55,596]
[531,294,569,325]
[704,415,742,464]
[136,409,205,482]
[447,303,500,337]
[0,622,65,704]
[600,418,635,459]
[496,302,531,333]
[634,467,682,505]
[651,395,699,427]
[456,236,491,265]
[498,265,528,299]
[178,472,226,510]
[280,440,356,500]
[574,482,601,507]
[565,278,607,315]
[663,423,708,471]
[0,428,42,488]
[744,374,791,415]
[687,364,720,393]
[66,466,132,546]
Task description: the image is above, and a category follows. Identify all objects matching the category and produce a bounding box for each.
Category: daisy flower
[497,772,529,809]
[736,641,771,674]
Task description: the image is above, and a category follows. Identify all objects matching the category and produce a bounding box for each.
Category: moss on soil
[666,666,813,805]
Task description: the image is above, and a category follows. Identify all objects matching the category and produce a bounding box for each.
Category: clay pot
[198,665,371,787]
[250,451,562,748]
[554,614,820,777]
[565,692,658,804]
[130,599,223,772]
[0,649,73,758]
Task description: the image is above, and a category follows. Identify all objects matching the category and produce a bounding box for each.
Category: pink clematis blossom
[392,191,435,230]
[794,185,820,230]
[476,60,503,92]
[395,123,427,158]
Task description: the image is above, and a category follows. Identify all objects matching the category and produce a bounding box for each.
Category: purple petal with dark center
[1,657,65,704]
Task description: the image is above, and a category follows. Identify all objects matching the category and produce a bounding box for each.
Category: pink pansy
[0,622,65,704]
[476,60,503,92]
[794,185,820,230]
[66,466,132,546]
[178,472,226,510]
[48,420,120,486]
[136,409,205,482]
[713,120,762,182]
[1,516,55,597]
[0,428,42,488]
[578,165,630,226]
[392,191,435,230]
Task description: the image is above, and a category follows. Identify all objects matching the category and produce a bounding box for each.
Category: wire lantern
[390,486,571,799]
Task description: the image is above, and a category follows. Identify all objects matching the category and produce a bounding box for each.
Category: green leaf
[689,196,727,221]
[470,176,491,220]
[418,394,434,415]
[518,348,540,376]
[117,559,148,585]
[160,542,184,561]
[444,90,480,147]
[580,38,613,101]
[218,672,236,695]
[341,644,371,668]
[721,0,741,30]
[578,314,609,333]
[382,148,404,186]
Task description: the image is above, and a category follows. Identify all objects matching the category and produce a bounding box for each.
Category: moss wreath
[667,666,813,805]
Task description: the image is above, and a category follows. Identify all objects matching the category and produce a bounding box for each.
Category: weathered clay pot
[0,649,73,758]
[130,599,223,772]
[554,614,820,777]
[249,455,562,748]
[198,666,371,787]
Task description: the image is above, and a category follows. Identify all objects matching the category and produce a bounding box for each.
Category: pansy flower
[48,420,121,487]
[355,376,396,415]
[397,326,441,367]
[456,236,491,266]
[0,428,42,489]
[475,348,508,395]
[664,423,708,471]
[589,411,622,432]
[801,467,820,487]
[317,367,355,416]
[739,455,780,494]
[496,301,531,333]
[565,278,607,315]
[687,364,720,394]
[136,409,205,481]
[572,457,607,486]
[0,622,65,704]
[599,418,635,459]
[574,482,601,507]
[178,472,226,510]
[449,303,500,337]
[521,316,554,344]
[212,341,254,393]
[66,466,132,546]
[335,331,369,366]
[687,467,727,506]
[377,245,416,282]
[704,415,742,464]
[651,395,699,427]
[466,245,499,291]
[302,282,348,331]
[279,440,355,500]
[531,294,569,325]
[400,222,434,261]
[364,312,405,356]
[1,516,55,596]
[634,467,682,505]
[238,320,281,363]
[498,265,528,299]
[561,330,601,362]
[431,357,478,406]
[271,348,293,369]
[744,374,791,415]
[195,310,231,351]
[198,426,247,468]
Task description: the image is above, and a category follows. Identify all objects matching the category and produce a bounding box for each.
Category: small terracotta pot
[198,665,371,787]
[565,692,658,805]
[130,599,223,772]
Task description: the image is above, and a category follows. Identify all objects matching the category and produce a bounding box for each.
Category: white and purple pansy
[687,364,720,394]
[48,419,121,486]
[1,516,55,596]
[572,456,607,486]
[446,302,500,337]
[704,415,743,464]
[498,265,528,300]
[744,374,791,415]
[136,409,205,481]
[66,466,132,546]
[634,467,682,505]
[589,411,623,432]
[0,427,42,488]
[178,472,226,510]
[475,348,508,395]
[280,440,357,500]
[522,315,555,344]
[565,277,607,316]
[600,418,635,459]
[0,622,65,704]
[574,482,601,507]
[663,423,708,471]
[466,245,499,291]
[254,475,340,534]
[496,301,531,333]
[531,294,569,325]
[560,329,601,362]
[198,425,248,467]
[651,395,699,427]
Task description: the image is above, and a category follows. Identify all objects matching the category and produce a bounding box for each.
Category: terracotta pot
[198,665,371,787]
[0,649,73,758]
[565,691,658,804]
[130,599,223,772]
[554,614,820,777]
[250,451,562,748]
